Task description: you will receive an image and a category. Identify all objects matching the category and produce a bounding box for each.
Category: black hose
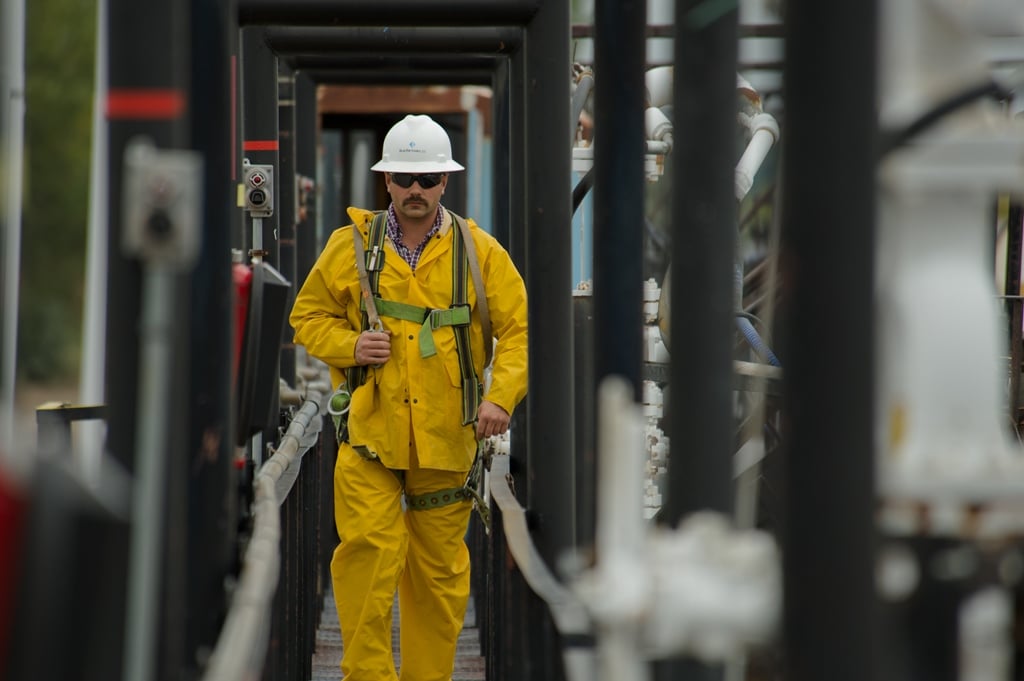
[878,80,1010,158]
[571,165,595,214]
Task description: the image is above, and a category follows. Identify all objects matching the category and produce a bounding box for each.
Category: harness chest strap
[365,297,470,359]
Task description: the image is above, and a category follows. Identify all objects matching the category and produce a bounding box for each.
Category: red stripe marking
[244,140,279,151]
[106,89,186,120]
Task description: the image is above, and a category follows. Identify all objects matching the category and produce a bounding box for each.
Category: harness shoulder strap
[346,212,388,392]
[449,211,492,367]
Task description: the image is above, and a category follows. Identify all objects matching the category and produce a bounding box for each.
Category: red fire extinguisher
[233,262,253,387]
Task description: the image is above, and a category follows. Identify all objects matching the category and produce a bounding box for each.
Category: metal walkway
[311,587,485,681]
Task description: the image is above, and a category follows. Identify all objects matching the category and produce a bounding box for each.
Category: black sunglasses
[390,172,444,189]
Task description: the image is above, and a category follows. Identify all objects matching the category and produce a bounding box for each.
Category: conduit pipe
[78,0,108,475]
[201,382,328,681]
[0,0,25,457]
[123,266,183,681]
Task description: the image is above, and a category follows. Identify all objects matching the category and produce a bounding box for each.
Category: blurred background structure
[3,1,1024,681]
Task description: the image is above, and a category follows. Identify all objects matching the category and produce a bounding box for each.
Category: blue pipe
[734,262,781,366]
[736,315,781,367]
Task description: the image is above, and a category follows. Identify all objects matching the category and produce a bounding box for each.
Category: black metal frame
[30,0,895,678]
[236,4,573,681]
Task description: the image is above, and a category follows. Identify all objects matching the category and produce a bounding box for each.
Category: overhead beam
[304,69,494,86]
[264,26,522,54]
[287,54,502,72]
[238,0,540,27]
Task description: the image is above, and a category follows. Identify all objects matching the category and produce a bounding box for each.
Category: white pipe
[645,66,674,109]
[594,376,650,681]
[78,0,109,475]
[734,113,779,202]
[1,0,25,457]
[644,106,673,152]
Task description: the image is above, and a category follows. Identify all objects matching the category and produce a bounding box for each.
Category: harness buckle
[448,302,471,327]
[367,244,383,272]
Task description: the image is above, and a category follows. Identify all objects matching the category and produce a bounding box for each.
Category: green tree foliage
[19,0,96,380]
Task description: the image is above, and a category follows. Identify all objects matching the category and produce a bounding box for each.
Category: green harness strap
[403,442,491,531]
[344,211,388,394]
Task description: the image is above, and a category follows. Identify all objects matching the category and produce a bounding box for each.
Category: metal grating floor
[310,586,485,681]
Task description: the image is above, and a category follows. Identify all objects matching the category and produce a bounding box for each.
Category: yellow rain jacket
[290,206,529,471]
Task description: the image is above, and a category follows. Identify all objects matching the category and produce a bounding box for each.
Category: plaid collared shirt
[386,204,444,271]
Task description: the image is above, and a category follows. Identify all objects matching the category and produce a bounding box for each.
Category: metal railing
[203,364,333,681]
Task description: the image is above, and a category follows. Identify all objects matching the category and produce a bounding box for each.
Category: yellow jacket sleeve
[289,211,374,387]
[471,224,529,416]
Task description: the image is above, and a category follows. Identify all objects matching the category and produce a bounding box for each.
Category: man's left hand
[476,400,510,440]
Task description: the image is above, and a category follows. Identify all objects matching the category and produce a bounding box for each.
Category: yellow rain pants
[331,442,473,681]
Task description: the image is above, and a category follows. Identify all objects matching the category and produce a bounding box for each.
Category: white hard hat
[370,114,465,173]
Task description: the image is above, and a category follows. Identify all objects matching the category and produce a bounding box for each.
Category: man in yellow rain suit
[290,114,528,681]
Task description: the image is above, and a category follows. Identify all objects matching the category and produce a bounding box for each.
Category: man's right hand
[355,330,391,365]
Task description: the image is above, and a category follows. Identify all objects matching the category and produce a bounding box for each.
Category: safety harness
[330,210,493,528]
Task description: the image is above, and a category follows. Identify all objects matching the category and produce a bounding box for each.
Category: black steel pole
[105,2,189,468]
[661,3,738,679]
[106,0,190,678]
[593,0,645,398]
[240,27,280,268]
[487,49,532,681]
[295,73,317,285]
[240,26,282,445]
[230,12,245,253]
[319,130,342,249]
[523,0,572,679]
[780,3,879,681]
[183,0,237,675]
[485,56,528,681]
[665,0,738,525]
[572,292,596,549]
[277,63,297,388]
[1005,204,1023,430]
[588,0,645,590]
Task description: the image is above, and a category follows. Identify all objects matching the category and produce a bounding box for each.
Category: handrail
[200,378,328,681]
[488,449,594,681]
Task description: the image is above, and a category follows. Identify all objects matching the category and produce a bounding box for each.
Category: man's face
[386,172,448,222]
